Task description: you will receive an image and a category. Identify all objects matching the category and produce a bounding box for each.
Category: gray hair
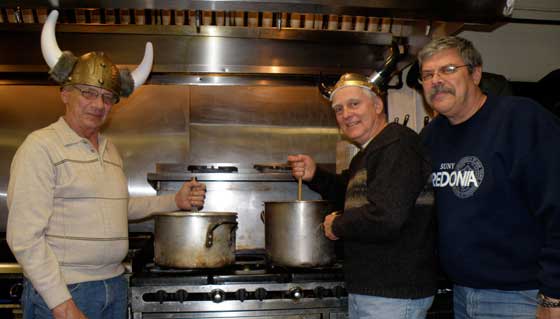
[418,36,483,72]
[331,86,386,112]
[360,87,378,101]
[361,87,387,114]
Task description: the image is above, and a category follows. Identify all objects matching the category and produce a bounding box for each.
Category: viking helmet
[40,10,153,103]
[319,41,400,100]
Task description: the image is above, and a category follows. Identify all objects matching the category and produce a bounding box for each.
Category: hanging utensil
[423,116,430,127]
[403,114,410,126]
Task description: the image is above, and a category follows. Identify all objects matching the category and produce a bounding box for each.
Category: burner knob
[9,283,23,299]
[289,287,303,300]
[333,286,346,299]
[210,289,225,303]
[255,287,267,301]
[176,289,188,303]
[156,290,167,303]
[236,288,248,302]
[314,286,326,299]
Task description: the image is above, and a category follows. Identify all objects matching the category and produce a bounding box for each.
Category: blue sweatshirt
[422,94,560,298]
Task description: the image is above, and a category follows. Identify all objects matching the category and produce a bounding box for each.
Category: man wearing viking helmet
[288,43,438,318]
[6,10,206,319]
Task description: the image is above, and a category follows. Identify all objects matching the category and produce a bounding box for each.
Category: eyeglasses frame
[71,85,118,105]
[419,64,472,83]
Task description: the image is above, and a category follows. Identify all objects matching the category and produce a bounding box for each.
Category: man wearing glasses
[419,36,560,319]
[6,10,206,319]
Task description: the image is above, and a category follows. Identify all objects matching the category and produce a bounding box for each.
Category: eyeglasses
[420,64,471,83]
[72,86,118,105]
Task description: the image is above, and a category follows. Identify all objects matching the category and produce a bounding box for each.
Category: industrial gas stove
[129,252,348,319]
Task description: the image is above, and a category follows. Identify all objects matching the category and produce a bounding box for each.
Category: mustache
[429,85,455,101]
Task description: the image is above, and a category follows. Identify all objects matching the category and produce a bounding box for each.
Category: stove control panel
[139,285,347,303]
[132,282,348,316]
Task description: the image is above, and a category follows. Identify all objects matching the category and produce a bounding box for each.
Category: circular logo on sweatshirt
[452,156,484,198]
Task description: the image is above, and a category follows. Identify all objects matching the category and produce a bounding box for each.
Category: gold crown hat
[40,10,153,103]
[319,41,399,101]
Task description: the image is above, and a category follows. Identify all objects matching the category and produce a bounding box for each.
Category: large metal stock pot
[154,211,238,268]
[263,200,336,267]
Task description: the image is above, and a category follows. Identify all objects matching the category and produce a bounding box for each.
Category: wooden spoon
[297,176,302,201]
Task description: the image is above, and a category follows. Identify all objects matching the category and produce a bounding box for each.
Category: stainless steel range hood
[1,0,511,22]
[0,0,519,79]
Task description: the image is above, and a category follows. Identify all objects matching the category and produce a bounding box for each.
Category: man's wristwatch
[538,293,560,308]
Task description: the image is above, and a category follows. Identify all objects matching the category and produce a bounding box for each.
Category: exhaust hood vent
[1,0,515,25]
[0,7,420,36]
[6,0,544,79]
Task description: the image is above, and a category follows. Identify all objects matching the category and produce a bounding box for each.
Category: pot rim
[264,200,333,204]
[154,211,238,217]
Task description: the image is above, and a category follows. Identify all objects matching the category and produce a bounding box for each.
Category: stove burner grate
[234,253,267,275]
[141,252,269,276]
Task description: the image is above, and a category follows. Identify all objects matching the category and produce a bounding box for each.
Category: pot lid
[264,200,333,204]
[154,211,237,217]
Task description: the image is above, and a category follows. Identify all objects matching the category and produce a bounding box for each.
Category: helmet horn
[130,42,154,89]
[40,10,63,68]
[319,82,333,100]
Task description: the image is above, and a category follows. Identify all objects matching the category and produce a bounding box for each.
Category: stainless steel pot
[263,200,335,267]
[154,211,238,268]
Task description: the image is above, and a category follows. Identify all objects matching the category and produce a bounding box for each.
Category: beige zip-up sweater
[6,117,178,309]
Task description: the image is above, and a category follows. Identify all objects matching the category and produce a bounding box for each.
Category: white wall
[459,23,560,82]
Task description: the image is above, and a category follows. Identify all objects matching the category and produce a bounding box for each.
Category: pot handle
[229,224,238,247]
[206,221,238,248]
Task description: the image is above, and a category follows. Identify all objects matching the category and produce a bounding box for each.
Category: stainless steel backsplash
[0,83,339,233]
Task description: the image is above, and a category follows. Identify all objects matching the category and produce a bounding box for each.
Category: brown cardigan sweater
[308,123,437,298]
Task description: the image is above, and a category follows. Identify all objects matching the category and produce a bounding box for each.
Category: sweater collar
[52,116,106,148]
[362,122,401,154]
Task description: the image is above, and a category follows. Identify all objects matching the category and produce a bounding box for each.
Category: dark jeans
[22,275,127,319]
